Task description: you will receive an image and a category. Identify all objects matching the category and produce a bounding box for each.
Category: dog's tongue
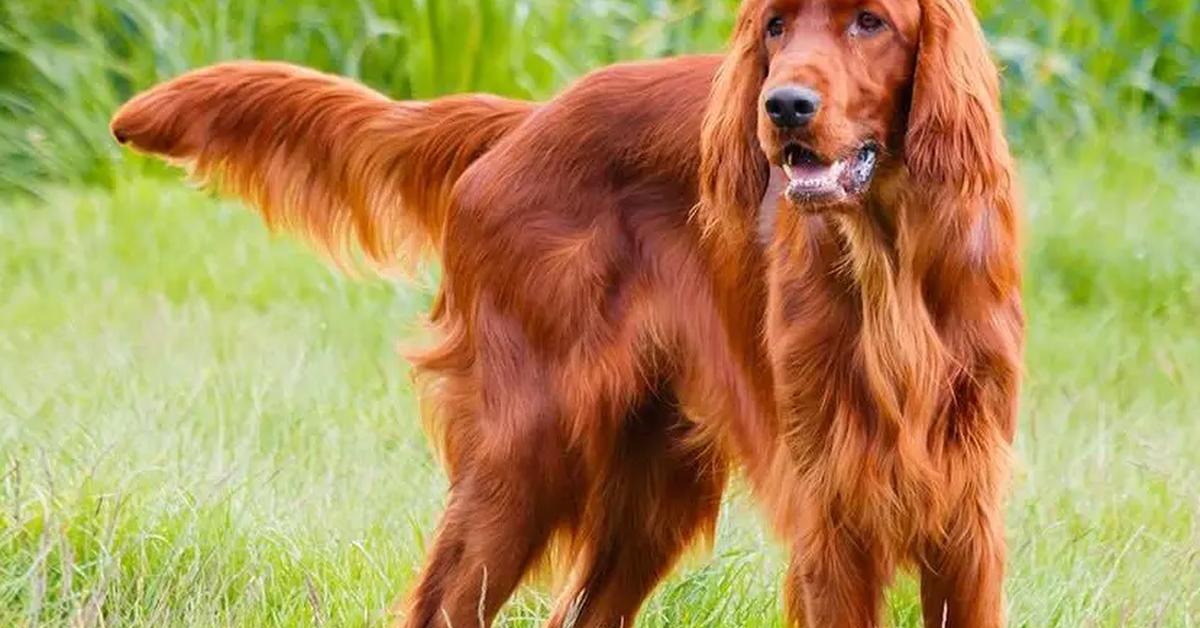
[784,158,849,203]
[782,144,880,206]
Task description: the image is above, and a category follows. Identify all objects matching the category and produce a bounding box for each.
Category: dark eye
[766,16,786,39]
[851,11,887,36]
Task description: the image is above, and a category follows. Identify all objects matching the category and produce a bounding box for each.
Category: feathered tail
[111,61,533,267]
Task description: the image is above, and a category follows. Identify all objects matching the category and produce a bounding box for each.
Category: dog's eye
[850,11,887,36]
[766,16,786,39]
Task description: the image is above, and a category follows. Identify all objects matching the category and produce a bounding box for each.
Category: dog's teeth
[783,164,795,180]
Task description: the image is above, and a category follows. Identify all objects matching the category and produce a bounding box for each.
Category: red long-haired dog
[699,0,1023,626]
[112,57,780,627]
[110,0,1021,625]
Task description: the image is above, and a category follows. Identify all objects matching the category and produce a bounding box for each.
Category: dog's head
[699,0,1009,229]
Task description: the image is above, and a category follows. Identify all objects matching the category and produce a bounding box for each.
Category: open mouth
[781,142,879,207]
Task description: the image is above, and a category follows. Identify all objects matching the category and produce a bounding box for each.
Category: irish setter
[700,0,1023,626]
[110,0,1021,625]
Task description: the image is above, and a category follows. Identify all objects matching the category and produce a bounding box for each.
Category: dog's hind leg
[397,395,577,628]
[397,312,580,628]
[785,524,888,628]
[546,390,727,628]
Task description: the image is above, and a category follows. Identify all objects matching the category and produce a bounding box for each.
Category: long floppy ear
[905,0,1012,198]
[111,62,530,265]
[696,5,771,244]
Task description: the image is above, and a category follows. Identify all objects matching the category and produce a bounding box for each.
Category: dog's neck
[832,202,946,435]
[807,180,1017,438]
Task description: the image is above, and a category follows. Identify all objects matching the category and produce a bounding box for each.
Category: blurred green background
[1,0,1198,626]
[0,0,1196,192]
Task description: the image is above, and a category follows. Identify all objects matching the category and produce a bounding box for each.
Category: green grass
[1,126,1198,625]
[0,0,1196,193]
[0,0,732,193]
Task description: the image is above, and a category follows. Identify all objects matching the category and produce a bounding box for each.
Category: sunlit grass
[1,129,1197,625]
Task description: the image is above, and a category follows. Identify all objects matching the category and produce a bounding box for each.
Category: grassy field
[1,0,1196,193]
[1,128,1197,626]
[1,0,1199,625]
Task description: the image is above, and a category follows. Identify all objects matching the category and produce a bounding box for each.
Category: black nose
[764,86,822,129]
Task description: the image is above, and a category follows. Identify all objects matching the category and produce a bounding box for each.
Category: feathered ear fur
[696,5,771,244]
[905,0,1012,199]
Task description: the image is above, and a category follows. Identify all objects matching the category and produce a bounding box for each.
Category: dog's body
[112,54,786,627]
[112,0,1023,625]
[397,55,787,627]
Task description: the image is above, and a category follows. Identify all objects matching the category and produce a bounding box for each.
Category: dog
[697,0,1024,625]
[110,55,779,627]
[110,0,1021,625]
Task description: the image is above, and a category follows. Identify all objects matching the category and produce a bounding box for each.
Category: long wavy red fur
[698,0,1023,625]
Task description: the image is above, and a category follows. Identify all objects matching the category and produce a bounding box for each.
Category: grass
[1,123,1198,626]
[0,0,1196,193]
[0,0,732,192]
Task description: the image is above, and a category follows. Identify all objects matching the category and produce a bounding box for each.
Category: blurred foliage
[977,0,1198,142]
[0,0,1195,193]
